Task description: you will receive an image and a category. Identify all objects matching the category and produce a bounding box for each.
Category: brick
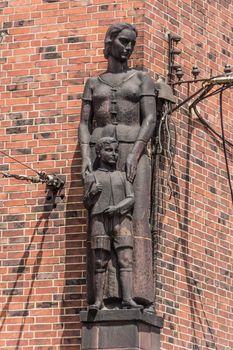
[0,1,232,350]
[6,126,27,134]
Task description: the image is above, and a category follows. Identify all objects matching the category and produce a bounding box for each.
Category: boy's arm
[83,174,102,209]
[117,179,134,214]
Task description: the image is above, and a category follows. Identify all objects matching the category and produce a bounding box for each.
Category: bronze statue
[79,23,157,310]
[84,137,142,310]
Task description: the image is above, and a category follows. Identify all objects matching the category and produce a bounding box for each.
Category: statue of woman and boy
[79,23,174,312]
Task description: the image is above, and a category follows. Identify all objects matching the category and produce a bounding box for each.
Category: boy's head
[95,137,119,166]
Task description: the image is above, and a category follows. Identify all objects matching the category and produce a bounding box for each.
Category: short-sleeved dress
[81,70,156,305]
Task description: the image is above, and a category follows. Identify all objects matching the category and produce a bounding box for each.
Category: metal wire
[190,83,232,107]
[172,84,214,113]
[0,149,39,175]
[191,85,233,202]
[155,102,177,198]
[164,105,174,197]
[192,105,233,149]
[219,90,233,203]
[166,116,177,197]
[190,83,233,149]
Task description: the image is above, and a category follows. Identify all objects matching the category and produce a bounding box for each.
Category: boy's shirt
[84,169,133,215]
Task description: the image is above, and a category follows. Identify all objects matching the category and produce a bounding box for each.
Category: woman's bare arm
[126,73,156,182]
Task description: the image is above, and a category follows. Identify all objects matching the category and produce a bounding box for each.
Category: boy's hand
[91,183,103,196]
[96,183,103,192]
[104,205,118,216]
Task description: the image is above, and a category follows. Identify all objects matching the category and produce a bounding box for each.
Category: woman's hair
[103,23,138,59]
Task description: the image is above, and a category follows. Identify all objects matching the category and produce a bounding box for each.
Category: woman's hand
[126,153,138,183]
[82,157,92,179]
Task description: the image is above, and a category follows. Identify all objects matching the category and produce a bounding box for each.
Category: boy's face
[99,142,119,165]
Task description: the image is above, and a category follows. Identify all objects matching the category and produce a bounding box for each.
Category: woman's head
[104,23,138,60]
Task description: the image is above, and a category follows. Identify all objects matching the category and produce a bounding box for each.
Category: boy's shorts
[91,213,133,251]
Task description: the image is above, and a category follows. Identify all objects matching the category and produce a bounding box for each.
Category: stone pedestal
[80,309,163,350]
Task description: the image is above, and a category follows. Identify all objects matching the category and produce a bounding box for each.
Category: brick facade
[0,1,232,349]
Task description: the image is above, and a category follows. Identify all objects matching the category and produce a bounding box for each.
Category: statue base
[80,309,163,350]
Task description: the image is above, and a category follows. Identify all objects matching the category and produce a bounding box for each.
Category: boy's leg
[116,246,142,309]
[90,214,110,310]
[89,248,110,310]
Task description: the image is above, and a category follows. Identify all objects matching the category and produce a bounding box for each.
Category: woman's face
[110,28,136,62]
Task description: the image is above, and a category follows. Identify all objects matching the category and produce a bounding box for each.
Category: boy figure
[84,137,142,310]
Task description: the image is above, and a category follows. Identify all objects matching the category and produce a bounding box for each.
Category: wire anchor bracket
[2,171,65,207]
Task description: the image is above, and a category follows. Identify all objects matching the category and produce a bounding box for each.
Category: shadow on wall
[156,111,218,350]
[0,201,54,350]
[58,111,225,348]
[60,143,87,349]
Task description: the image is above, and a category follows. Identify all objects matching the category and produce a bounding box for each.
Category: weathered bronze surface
[79,23,157,310]
[84,137,143,310]
[80,309,163,350]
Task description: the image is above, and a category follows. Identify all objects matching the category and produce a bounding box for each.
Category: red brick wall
[0,0,232,349]
[144,1,233,350]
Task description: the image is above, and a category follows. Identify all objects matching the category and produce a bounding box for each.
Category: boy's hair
[95,137,118,155]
